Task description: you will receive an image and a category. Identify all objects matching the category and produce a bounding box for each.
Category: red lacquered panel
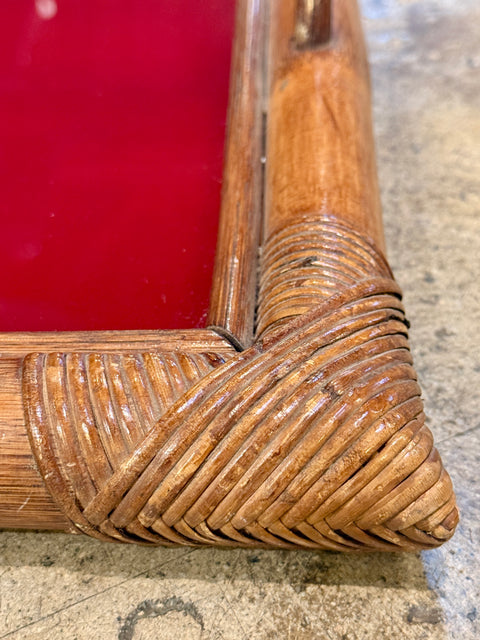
[0,0,235,330]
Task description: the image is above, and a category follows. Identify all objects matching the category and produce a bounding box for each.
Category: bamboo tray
[0,0,458,550]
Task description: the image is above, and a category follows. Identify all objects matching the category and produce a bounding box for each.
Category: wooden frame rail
[0,0,458,550]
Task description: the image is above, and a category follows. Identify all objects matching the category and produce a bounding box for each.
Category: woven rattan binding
[22,216,458,550]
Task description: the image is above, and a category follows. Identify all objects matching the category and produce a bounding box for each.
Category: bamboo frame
[0,0,458,550]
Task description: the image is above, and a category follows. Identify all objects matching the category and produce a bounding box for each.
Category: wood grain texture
[265,0,385,251]
[207,0,264,348]
[0,329,235,356]
[0,0,458,550]
[0,357,71,530]
[0,330,236,531]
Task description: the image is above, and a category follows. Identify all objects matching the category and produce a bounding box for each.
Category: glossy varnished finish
[0,0,457,550]
[207,0,264,348]
[0,329,235,356]
[265,0,385,252]
[295,0,332,47]
[0,330,235,528]
[0,357,71,530]
[19,275,457,548]
[255,216,392,337]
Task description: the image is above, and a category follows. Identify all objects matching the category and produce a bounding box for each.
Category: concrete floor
[1,0,479,638]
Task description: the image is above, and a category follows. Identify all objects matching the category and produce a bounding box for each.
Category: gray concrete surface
[1,1,479,638]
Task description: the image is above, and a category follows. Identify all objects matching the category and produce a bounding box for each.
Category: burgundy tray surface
[0,0,235,331]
